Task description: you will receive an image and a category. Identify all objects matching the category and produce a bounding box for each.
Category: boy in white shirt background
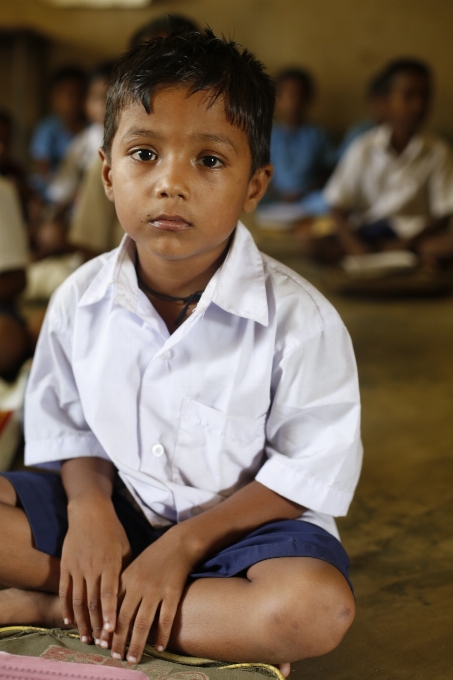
[324,59,453,265]
[0,30,362,674]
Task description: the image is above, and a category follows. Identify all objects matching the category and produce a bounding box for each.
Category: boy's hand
[102,529,196,663]
[60,497,132,644]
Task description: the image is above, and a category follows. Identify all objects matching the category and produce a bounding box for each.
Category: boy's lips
[149,214,192,231]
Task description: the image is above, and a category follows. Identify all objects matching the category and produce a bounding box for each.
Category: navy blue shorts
[1,471,352,591]
[357,219,397,244]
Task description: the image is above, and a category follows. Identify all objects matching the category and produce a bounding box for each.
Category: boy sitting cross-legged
[0,30,362,673]
[324,58,453,264]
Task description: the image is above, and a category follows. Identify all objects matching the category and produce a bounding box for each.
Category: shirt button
[160,350,172,360]
[152,443,165,457]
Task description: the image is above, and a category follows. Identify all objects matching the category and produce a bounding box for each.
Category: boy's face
[100,86,272,268]
[385,72,431,133]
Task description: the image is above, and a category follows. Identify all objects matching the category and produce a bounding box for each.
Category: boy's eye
[199,155,223,168]
[131,149,157,162]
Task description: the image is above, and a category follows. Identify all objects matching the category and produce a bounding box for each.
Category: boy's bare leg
[167,557,353,664]
[0,477,354,666]
[0,477,63,626]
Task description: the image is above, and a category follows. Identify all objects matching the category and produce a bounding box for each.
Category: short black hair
[103,28,275,173]
[129,14,199,48]
[378,58,432,95]
[275,67,315,102]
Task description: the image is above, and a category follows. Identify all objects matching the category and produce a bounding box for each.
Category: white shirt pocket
[173,398,267,495]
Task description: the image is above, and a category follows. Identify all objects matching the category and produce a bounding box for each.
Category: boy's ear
[242,164,273,214]
[98,148,115,202]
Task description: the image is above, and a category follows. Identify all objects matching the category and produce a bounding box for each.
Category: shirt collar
[373,123,426,160]
[78,221,269,327]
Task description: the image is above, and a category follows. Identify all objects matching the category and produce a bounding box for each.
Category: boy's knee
[259,568,355,660]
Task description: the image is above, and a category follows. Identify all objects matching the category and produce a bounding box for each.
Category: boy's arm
[103,481,304,663]
[60,457,131,644]
[332,208,370,255]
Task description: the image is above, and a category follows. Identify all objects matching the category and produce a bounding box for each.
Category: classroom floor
[255,235,453,680]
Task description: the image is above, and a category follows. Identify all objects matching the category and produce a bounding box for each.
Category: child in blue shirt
[268,68,334,215]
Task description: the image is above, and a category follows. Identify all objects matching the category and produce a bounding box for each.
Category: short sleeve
[255,324,362,516]
[25,295,110,468]
[323,141,363,210]
[429,143,453,218]
[0,177,28,273]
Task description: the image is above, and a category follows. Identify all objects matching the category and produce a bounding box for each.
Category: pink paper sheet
[0,651,149,679]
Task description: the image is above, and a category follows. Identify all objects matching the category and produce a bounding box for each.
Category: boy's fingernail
[156,645,164,652]
[95,639,101,646]
[100,640,109,649]
[81,636,89,643]
[63,618,70,625]
[103,623,111,631]
[112,652,122,660]
[127,656,137,664]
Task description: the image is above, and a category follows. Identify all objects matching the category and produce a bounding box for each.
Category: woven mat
[0,627,283,680]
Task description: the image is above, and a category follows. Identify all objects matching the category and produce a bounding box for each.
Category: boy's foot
[277,663,291,677]
[0,588,66,628]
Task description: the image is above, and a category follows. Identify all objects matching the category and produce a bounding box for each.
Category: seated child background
[267,67,335,215]
[0,29,362,672]
[324,58,453,264]
[32,62,115,261]
[29,67,87,202]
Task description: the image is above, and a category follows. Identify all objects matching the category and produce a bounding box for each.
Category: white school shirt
[0,176,28,274]
[324,125,453,238]
[25,222,362,539]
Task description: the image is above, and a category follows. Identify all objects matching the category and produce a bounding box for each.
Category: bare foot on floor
[0,588,67,628]
[277,663,291,677]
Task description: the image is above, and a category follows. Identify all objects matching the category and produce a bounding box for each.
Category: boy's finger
[110,596,141,661]
[100,570,119,636]
[154,596,180,652]
[125,601,156,664]
[86,578,103,643]
[58,571,73,626]
[72,579,92,644]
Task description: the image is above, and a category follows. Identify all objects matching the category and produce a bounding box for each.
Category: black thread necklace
[136,270,204,326]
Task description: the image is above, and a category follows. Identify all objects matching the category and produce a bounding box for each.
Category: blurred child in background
[30,67,86,201]
[48,62,114,209]
[324,59,453,265]
[267,67,334,215]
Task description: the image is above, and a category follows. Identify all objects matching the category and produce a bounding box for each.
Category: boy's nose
[154,159,189,200]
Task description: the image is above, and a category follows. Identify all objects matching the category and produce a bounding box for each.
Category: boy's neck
[389,125,419,155]
[135,237,231,300]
